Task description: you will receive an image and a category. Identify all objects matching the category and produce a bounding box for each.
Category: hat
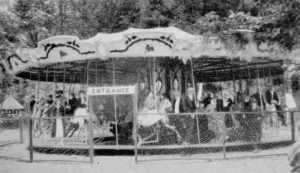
[249,98,258,103]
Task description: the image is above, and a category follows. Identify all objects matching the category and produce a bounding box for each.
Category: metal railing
[134,110,297,162]
[0,116,94,163]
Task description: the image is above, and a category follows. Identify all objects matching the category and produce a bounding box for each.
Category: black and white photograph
[1,0,300,172]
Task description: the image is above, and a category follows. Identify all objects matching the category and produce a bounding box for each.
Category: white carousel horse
[137,98,181,145]
[66,108,90,143]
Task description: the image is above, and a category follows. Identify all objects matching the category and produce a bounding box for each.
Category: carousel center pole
[190,58,201,144]
[113,58,119,146]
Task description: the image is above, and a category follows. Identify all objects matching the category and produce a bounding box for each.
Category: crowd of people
[25,78,297,148]
[28,90,90,143]
[137,78,297,149]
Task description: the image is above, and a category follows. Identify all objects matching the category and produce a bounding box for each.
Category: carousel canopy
[1,95,24,110]
[0,27,286,83]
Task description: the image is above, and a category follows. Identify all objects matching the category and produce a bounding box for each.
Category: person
[216,90,234,127]
[285,89,297,125]
[285,89,297,110]
[65,91,89,137]
[30,95,36,114]
[32,97,47,136]
[244,98,263,152]
[47,95,54,105]
[158,93,172,113]
[155,78,163,97]
[138,81,148,110]
[96,104,108,126]
[181,87,197,146]
[250,87,265,110]
[138,90,161,127]
[40,102,54,135]
[215,90,234,112]
[158,93,172,123]
[50,97,65,144]
[67,93,77,115]
[170,77,181,107]
[265,85,285,126]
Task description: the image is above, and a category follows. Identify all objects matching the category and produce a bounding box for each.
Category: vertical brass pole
[87,60,94,163]
[113,59,118,146]
[190,59,200,144]
[133,84,138,163]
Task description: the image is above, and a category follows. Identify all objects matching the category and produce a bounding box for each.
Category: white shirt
[285,93,297,109]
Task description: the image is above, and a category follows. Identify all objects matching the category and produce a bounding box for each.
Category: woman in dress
[51,97,65,144]
[170,77,181,108]
[138,90,162,127]
[32,97,47,136]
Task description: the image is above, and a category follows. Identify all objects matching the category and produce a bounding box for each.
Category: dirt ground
[0,153,291,173]
[0,140,293,173]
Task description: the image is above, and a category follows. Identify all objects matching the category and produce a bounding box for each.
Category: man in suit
[181,87,197,146]
[215,90,234,127]
[265,85,286,126]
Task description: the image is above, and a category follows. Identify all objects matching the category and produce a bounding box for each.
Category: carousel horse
[137,97,181,145]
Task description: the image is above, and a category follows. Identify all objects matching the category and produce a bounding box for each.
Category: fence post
[196,114,201,144]
[291,111,295,142]
[133,85,138,163]
[19,115,23,143]
[88,117,94,164]
[222,113,226,159]
[29,118,33,163]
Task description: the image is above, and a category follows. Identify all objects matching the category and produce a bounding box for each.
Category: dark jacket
[216,98,233,112]
[77,98,87,108]
[68,98,77,110]
[251,93,265,109]
[182,95,196,113]
[265,90,279,105]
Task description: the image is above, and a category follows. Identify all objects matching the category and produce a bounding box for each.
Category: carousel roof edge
[5,26,300,75]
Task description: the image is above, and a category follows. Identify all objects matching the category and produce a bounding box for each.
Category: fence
[134,110,296,162]
[0,116,94,163]
[0,117,24,146]
[0,110,297,164]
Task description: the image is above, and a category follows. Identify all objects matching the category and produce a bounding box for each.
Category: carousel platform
[31,127,294,155]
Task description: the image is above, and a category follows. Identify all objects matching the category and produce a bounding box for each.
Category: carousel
[0,27,296,153]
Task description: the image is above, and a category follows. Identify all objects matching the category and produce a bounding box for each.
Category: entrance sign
[87,86,135,96]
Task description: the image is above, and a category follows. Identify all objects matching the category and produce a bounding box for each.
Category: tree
[14,0,56,47]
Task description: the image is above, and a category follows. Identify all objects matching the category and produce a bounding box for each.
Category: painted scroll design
[110,35,174,53]
[0,62,6,73]
[39,40,95,60]
[7,54,29,70]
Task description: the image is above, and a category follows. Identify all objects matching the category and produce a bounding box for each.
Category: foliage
[0,0,300,102]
